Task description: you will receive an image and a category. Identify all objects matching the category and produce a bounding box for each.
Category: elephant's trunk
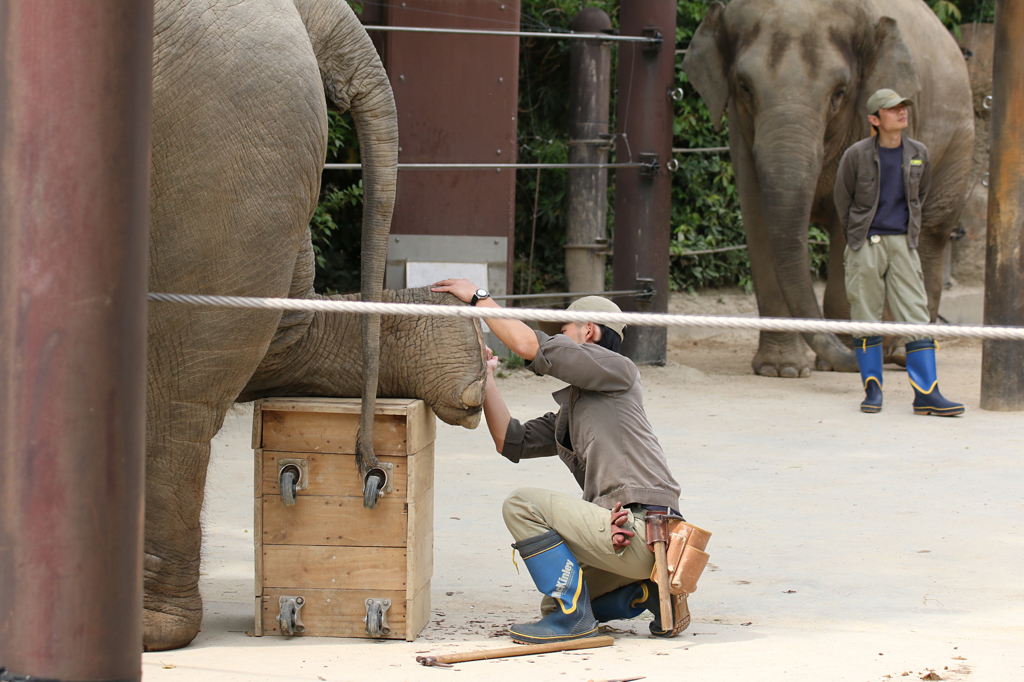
[293,0,399,484]
[753,111,857,372]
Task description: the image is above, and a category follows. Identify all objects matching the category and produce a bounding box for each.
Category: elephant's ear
[682,2,729,132]
[860,17,921,115]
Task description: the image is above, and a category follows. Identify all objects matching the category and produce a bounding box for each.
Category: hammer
[645,513,674,628]
[416,635,614,667]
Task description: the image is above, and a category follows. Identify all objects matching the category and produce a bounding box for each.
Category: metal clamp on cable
[639,153,659,178]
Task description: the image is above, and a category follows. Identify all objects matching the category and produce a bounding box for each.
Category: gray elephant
[682,0,973,377]
[146,0,484,650]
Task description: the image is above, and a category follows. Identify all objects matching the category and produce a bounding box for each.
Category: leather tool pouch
[649,519,712,595]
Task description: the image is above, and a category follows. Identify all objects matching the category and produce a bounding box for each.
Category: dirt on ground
[143,287,1022,682]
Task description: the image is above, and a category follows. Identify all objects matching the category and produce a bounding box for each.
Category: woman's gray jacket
[500,331,681,511]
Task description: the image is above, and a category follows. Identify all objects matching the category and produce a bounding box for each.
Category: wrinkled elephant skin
[683,0,973,377]
[145,0,403,651]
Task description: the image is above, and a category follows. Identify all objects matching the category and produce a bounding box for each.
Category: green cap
[538,296,625,339]
[866,88,913,116]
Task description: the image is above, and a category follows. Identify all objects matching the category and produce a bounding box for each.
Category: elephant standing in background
[146,0,488,651]
[683,0,973,377]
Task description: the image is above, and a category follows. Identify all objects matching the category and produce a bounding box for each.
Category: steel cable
[147,293,1024,341]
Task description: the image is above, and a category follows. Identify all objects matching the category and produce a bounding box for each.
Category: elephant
[146,0,486,651]
[238,287,488,425]
[682,0,974,377]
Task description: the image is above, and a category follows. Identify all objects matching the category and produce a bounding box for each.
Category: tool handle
[428,635,614,664]
[654,540,672,628]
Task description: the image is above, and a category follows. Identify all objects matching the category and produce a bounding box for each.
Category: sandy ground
[142,288,1023,682]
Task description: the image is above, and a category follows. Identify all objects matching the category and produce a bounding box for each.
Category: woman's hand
[485,346,499,374]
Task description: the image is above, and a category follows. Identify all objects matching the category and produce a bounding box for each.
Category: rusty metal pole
[566,8,612,296]
[612,0,676,364]
[980,0,1024,411]
[0,2,152,680]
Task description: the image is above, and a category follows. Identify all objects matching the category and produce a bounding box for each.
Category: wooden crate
[252,397,434,641]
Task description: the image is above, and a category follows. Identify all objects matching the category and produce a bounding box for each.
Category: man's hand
[610,502,634,550]
[485,346,499,375]
[431,278,479,304]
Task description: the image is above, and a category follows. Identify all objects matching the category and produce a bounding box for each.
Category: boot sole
[509,627,600,645]
[914,406,964,416]
[860,404,882,413]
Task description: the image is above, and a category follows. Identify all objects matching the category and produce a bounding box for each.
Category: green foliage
[929,0,963,38]
[313,110,363,294]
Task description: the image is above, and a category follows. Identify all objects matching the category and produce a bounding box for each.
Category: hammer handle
[427,635,614,664]
[654,540,673,628]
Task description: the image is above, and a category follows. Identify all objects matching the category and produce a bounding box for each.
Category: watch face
[476,289,489,298]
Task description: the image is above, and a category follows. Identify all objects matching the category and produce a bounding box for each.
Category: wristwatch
[470,288,490,306]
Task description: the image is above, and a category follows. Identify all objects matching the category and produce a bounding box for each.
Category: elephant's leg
[731,133,812,378]
[818,215,853,369]
[143,307,281,651]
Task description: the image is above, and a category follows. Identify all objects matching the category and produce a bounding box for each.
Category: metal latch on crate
[277,596,305,636]
[363,598,392,638]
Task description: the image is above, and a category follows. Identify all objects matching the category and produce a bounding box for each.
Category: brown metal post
[612,0,676,364]
[566,8,612,295]
[981,0,1024,411]
[0,2,152,680]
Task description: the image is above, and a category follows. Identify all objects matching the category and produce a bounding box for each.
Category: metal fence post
[0,1,152,679]
[566,7,613,296]
[612,0,676,364]
[981,0,1024,411]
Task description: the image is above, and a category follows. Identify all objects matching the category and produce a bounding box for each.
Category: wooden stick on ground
[416,635,614,667]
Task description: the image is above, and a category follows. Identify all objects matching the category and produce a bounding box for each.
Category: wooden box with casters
[252,397,435,641]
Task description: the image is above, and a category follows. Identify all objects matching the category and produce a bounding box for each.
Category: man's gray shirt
[501,331,681,511]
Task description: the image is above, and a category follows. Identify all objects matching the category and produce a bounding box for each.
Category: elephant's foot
[752,333,813,378]
[884,338,906,367]
[143,602,202,651]
[143,551,203,651]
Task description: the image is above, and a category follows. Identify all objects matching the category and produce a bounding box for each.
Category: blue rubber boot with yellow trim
[509,530,598,644]
[855,336,884,413]
[591,580,690,637]
[906,340,964,416]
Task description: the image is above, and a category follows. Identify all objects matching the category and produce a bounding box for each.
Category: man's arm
[482,348,510,452]
[431,278,539,361]
[833,148,857,231]
[919,146,932,206]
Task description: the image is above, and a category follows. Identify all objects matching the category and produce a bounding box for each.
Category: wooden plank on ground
[262,545,407,591]
[261,452,408,499]
[260,588,408,639]
[261,495,408,547]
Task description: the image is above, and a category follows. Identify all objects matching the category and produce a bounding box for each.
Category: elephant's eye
[738,82,754,105]
[830,87,847,112]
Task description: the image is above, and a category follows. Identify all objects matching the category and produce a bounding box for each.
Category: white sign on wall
[406,261,491,332]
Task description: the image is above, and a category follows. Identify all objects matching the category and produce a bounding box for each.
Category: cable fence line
[362,25,660,44]
[147,293,1024,342]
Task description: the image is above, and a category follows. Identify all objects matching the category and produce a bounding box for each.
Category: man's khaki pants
[844,235,929,339]
[503,488,654,615]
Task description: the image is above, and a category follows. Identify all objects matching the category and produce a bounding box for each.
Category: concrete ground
[142,288,1023,682]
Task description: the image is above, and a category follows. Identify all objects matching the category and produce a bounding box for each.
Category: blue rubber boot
[855,336,883,413]
[591,580,690,637]
[508,530,599,644]
[906,340,964,416]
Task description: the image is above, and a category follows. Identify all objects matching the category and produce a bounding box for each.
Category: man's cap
[866,88,913,116]
[538,296,625,339]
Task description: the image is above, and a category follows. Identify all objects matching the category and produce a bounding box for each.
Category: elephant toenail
[757,365,779,377]
[780,367,799,378]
